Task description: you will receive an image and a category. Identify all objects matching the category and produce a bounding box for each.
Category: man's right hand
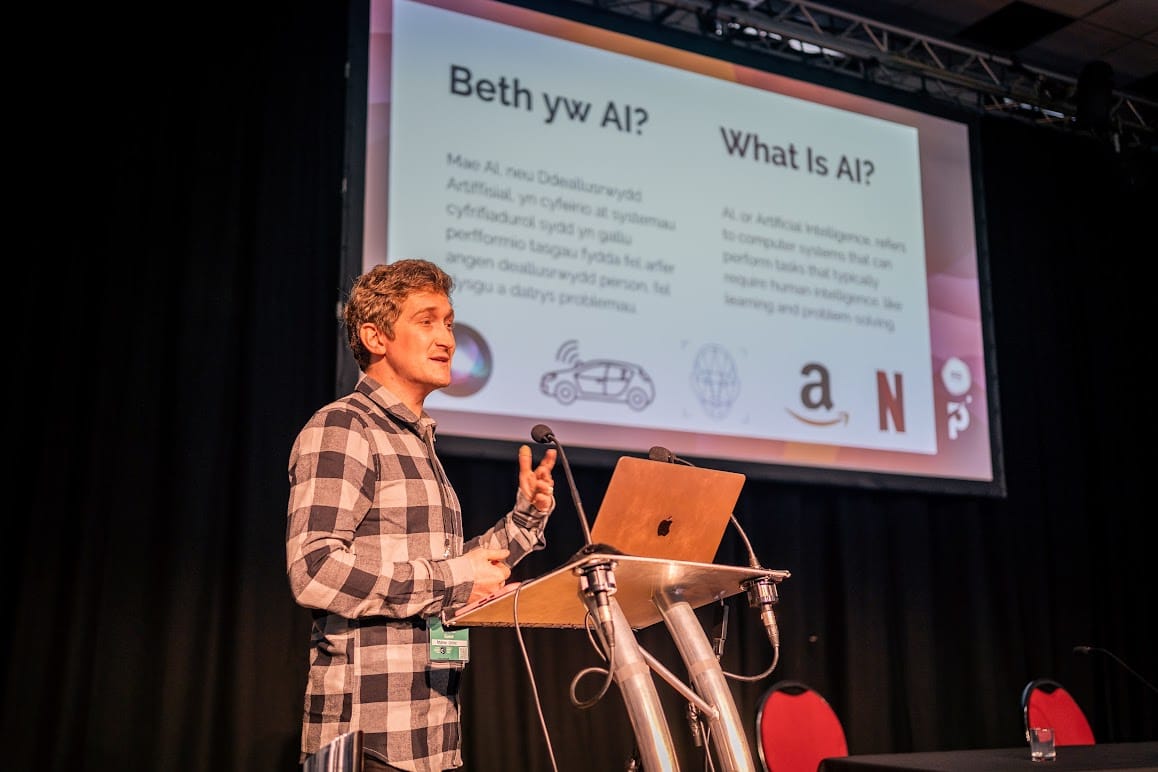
[465,547,511,605]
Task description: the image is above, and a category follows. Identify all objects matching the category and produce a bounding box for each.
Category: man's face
[380,290,456,397]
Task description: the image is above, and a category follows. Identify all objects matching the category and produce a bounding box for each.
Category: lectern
[446,550,790,772]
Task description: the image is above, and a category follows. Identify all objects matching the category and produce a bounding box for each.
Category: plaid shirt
[287,375,552,770]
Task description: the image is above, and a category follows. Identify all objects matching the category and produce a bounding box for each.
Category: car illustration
[540,359,655,411]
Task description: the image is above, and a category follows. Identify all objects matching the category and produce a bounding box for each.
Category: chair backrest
[303,730,364,772]
[756,680,849,772]
[1021,678,1096,746]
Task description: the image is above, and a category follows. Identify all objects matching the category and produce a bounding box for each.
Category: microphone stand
[532,425,616,646]
[534,425,592,545]
[1074,645,1158,744]
[1075,645,1158,696]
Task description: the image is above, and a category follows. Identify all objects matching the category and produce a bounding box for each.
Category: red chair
[756,680,848,772]
[1021,678,1096,746]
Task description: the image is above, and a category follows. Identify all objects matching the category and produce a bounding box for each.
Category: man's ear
[359,323,389,355]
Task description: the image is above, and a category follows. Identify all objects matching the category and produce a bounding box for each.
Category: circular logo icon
[940,356,972,397]
[444,322,492,397]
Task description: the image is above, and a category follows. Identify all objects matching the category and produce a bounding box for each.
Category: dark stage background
[7,4,1156,770]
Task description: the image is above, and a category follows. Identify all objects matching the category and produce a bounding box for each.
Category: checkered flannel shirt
[287,375,552,770]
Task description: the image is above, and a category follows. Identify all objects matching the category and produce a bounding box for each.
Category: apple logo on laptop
[657,516,673,536]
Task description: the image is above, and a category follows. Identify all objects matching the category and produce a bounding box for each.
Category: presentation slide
[355,0,999,492]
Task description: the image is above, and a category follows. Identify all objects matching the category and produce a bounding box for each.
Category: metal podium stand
[445,551,790,772]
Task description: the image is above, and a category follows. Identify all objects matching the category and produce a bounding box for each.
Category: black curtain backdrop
[8,4,1156,770]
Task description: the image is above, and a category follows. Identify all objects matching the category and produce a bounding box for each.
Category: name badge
[428,617,469,662]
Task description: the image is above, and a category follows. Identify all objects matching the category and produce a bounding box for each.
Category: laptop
[588,455,746,564]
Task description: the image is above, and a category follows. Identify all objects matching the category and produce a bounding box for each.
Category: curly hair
[344,259,455,370]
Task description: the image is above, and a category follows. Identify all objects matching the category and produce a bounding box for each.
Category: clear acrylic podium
[446,550,790,772]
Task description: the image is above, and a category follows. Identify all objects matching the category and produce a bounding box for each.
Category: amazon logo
[785,407,849,426]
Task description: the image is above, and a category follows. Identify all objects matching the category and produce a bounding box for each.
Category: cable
[722,639,781,683]
[729,513,762,569]
[513,585,560,772]
[569,613,617,709]
[718,580,782,683]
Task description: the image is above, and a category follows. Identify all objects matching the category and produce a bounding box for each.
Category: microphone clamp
[744,575,779,610]
[576,559,618,649]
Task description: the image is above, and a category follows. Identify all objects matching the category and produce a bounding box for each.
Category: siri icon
[444,322,492,397]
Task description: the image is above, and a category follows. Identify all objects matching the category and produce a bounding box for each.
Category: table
[817,741,1158,771]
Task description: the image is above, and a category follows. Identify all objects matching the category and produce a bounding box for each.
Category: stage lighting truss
[560,0,1156,146]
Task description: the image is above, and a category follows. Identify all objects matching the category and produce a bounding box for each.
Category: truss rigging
[558,0,1156,146]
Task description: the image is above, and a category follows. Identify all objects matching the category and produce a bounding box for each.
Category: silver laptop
[588,456,746,564]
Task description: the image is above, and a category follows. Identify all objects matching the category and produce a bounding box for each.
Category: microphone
[577,562,617,649]
[745,574,781,651]
[1074,645,1158,696]
[532,424,592,545]
[648,445,694,466]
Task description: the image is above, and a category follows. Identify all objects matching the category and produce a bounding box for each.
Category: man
[286,259,557,770]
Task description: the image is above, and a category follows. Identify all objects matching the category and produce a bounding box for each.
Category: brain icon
[690,344,740,419]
